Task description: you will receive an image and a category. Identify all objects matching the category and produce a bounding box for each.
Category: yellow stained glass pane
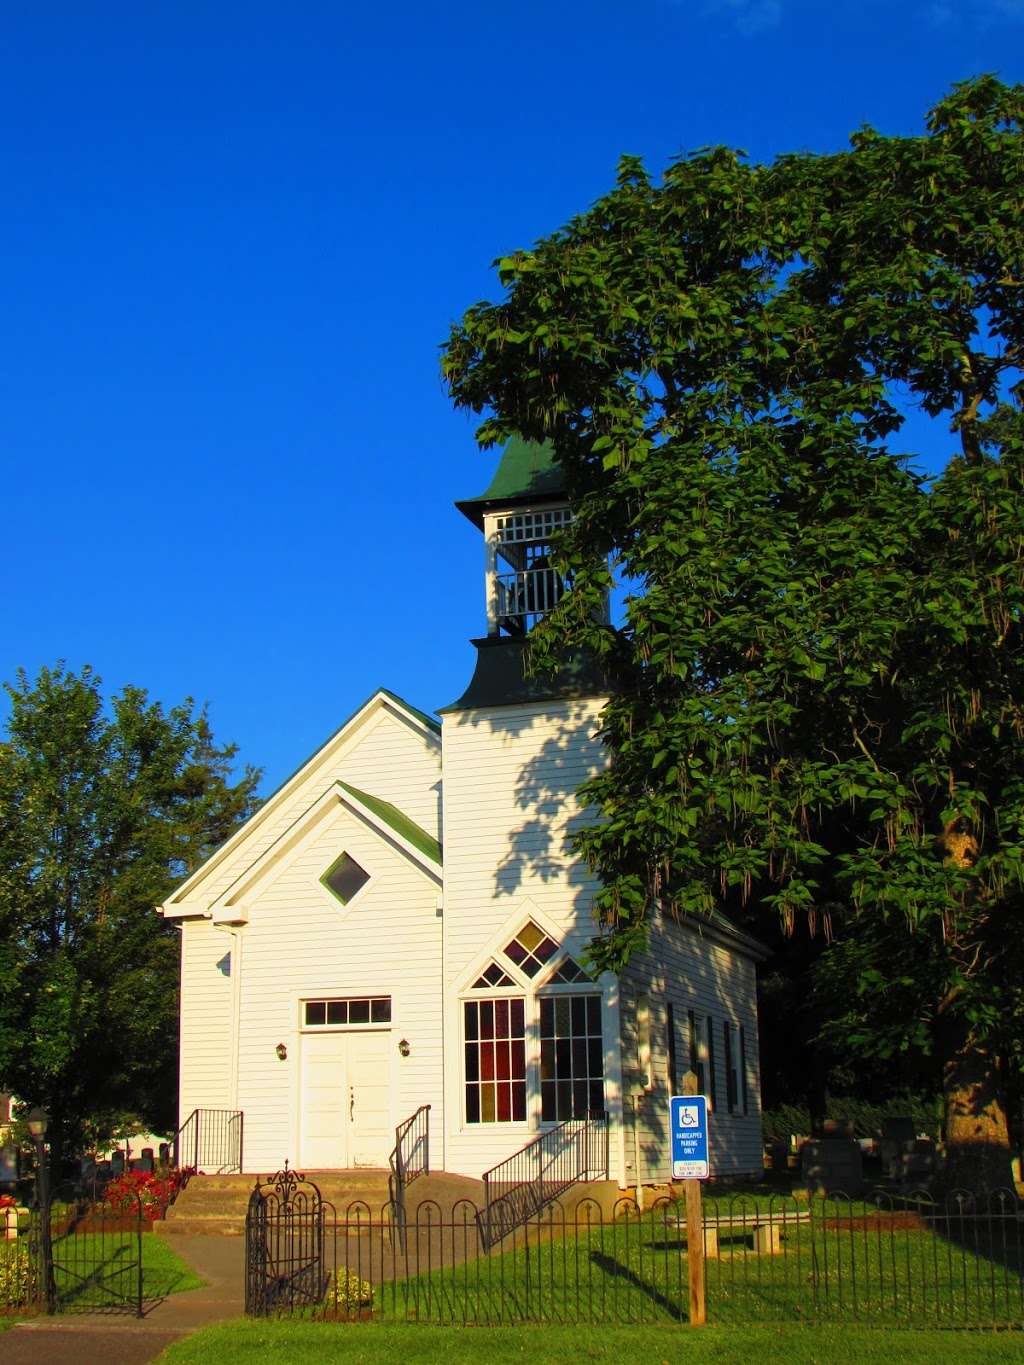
[517,921,544,952]
[482,1085,496,1122]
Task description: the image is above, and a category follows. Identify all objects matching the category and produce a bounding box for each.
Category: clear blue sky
[3,1,1022,794]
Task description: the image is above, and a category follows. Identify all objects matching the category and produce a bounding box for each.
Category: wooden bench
[665,1207,812,1257]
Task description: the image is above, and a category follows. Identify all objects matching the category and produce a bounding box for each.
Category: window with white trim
[464,998,527,1123]
[503,921,558,978]
[303,996,391,1027]
[539,994,604,1122]
[320,852,370,905]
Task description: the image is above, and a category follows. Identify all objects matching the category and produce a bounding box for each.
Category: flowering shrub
[0,1195,17,1210]
[325,1269,374,1315]
[104,1168,184,1220]
[0,1244,37,1308]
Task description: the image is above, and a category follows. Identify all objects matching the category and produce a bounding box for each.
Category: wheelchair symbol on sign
[679,1106,700,1128]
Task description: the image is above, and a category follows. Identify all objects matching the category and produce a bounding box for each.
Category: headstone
[800,1138,864,1195]
[0,1145,18,1186]
[138,1150,154,1173]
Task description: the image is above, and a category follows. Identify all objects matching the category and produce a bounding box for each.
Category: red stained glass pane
[481,1041,494,1081]
[495,998,509,1037]
[497,1084,511,1122]
[512,1040,526,1079]
[497,1042,510,1080]
[511,998,525,1035]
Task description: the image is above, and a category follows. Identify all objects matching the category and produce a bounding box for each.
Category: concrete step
[162,1169,394,1235]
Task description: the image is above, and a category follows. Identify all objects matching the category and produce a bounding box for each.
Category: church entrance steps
[160,1168,392,1236]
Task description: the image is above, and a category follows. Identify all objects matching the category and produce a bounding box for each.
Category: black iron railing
[173,1107,244,1174]
[478,1111,608,1249]
[388,1105,430,1250]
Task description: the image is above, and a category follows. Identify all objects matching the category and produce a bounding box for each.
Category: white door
[301,1031,391,1168]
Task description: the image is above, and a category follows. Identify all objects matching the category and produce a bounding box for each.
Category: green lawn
[157,1319,1024,1364]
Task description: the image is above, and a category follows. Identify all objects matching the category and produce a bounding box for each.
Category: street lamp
[26,1108,55,1313]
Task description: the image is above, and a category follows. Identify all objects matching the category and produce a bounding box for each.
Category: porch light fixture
[398,1039,411,1057]
[275,1043,287,1061]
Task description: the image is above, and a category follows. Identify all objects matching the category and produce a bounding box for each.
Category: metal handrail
[172,1107,244,1174]
[478,1111,608,1249]
[388,1104,430,1250]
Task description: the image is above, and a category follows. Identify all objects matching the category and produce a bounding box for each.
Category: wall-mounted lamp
[398,1039,411,1057]
[275,1042,288,1061]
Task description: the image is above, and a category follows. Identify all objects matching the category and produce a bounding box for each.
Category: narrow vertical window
[740,1025,749,1116]
[706,1015,717,1111]
[635,994,651,1091]
[724,1020,737,1114]
[687,1009,706,1094]
[666,1003,678,1093]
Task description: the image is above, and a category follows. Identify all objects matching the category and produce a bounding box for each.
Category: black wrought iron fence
[245,1183,1024,1328]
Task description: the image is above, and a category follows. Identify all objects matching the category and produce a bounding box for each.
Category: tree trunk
[941,1033,1013,1192]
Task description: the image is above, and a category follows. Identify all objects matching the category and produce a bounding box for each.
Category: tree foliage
[0,664,261,1162]
[443,77,1024,1175]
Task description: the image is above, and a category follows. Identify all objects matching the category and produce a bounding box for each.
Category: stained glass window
[547,956,590,984]
[464,998,527,1123]
[539,995,604,1122]
[503,921,557,978]
[472,961,515,989]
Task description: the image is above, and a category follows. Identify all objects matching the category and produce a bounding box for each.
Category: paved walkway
[5,1235,244,1364]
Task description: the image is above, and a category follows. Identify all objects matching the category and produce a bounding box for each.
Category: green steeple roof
[456,437,565,527]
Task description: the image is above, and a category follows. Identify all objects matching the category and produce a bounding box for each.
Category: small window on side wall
[321,852,370,905]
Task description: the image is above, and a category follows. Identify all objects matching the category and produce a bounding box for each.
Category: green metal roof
[456,437,565,527]
[338,782,442,866]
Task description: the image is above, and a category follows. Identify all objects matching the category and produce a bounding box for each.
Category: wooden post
[681,1069,706,1326]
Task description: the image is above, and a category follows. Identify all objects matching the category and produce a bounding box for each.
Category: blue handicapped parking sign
[670,1094,710,1179]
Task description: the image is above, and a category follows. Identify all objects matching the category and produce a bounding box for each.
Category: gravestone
[800,1138,864,1195]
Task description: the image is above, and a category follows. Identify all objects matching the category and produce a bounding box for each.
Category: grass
[51,1229,206,1308]
[323,1203,1024,1329]
[0,1230,204,1314]
[157,1319,1024,1363]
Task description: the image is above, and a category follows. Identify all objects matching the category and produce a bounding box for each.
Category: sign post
[672,1071,709,1326]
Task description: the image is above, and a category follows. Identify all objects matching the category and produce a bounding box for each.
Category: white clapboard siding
[232,802,442,1173]
[170,700,440,913]
[441,697,610,1178]
[178,919,235,1117]
[619,911,763,1181]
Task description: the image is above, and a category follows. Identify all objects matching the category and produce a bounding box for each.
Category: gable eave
[158,687,440,914]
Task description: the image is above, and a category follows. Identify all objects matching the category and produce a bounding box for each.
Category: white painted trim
[158,690,439,914]
[180,781,440,925]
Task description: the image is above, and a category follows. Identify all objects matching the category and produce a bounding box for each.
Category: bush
[325,1268,374,1314]
[104,1168,184,1219]
[0,1243,37,1308]
[762,1094,943,1144]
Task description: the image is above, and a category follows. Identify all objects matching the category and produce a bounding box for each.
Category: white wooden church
[160,440,765,1186]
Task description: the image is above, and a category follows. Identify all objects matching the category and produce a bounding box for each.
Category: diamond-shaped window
[503,921,558,978]
[546,956,591,984]
[472,961,515,989]
[321,851,370,905]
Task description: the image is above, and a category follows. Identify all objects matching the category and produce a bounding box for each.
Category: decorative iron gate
[31,1184,144,1316]
[245,1167,330,1315]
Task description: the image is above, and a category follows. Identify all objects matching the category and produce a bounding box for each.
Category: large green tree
[0,665,261,1166]
[443,77,1024,1184]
